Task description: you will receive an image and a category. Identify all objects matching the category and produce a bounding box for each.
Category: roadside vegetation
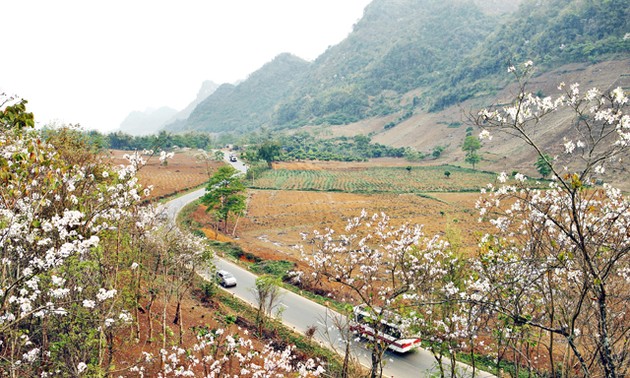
[0,96,325,377]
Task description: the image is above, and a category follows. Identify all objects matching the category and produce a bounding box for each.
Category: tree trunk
[370,344,383,378]
[147,294,155,342]
[596,288,617,378]
[342,340,350,378]
[175,300,184,345]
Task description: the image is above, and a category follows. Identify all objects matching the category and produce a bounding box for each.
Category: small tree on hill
[432,145,445,159]
[534,153,552,178]
[462,135,481,168]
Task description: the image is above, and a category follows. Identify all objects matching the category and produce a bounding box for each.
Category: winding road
[164,155,494,377]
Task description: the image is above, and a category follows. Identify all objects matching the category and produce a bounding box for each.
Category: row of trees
[57,129,217,151]
[240,132,407,168]
[298,66,629,378]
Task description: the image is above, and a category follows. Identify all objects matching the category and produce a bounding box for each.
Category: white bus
[349,304,421,353]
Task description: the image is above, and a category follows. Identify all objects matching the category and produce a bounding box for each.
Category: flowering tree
[472,62,629,377]
[298,210,448,378]
[134,327,324,377]
[0,97,155,375]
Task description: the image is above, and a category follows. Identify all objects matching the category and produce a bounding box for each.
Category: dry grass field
[103,151,494,281]
[107,149,222,200]
[185,159,497,269]
[235,190,488,263]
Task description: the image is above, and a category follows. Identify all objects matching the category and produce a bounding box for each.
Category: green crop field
[249,165,504,193]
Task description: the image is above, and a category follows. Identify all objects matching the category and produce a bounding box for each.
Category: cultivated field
[235,190,489,261]
[110,153,498,269]
[254,164,498,193]
[190,159,498,267]
[107,149,221,200]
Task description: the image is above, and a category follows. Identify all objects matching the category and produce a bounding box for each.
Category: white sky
[1,0,371,132]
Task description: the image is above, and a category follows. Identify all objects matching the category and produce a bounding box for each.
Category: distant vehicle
[229,155,237,162]
[216,270,237,287]
[350,304,421,353]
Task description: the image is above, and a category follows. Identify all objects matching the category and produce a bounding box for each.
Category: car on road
[216,270,237,287]
[229,155,237,162]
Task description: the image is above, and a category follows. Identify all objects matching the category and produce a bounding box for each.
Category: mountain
[118,106,178,136]
[273,0,499,128]
[164,54,310,134]
[119,81,219,135]
[430,0,630,111]
[164,0,629,137]
[163,80,219,129]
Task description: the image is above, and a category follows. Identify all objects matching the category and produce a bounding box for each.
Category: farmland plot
[108,149,221,200]
[228,190,491,267]
[251,165,498,193]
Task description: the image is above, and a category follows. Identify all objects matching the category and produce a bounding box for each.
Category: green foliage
[462,135,481,153]
[0,98,35,130]
[201,282,217,300]
[404,148,424,161]
[272,0,497,129]
[433,0,630,110]
[201,166,246,232]
[464,151,481,169]
[101,130,215,151]
[171,54,310,134]
[432,145,445,159]
[251,260,296,280]
[535,153,553,178]
[257,140,282,167]
[270,132,405,162]
[463,135,482,168]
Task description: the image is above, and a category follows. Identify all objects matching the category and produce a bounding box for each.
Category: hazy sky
[1,0,371,132]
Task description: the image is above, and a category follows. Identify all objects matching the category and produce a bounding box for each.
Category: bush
[251,260,296,280]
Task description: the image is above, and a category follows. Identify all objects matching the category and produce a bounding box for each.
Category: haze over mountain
[118,80,219,136]
[160,0,630,162]
[119,106,178,136]
[167,54,309,134]
[161,80,220,131]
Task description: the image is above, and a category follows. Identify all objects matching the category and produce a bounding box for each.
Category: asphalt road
[164,156,494,378]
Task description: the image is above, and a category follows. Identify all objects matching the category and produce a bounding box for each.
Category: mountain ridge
[163,0,628,154]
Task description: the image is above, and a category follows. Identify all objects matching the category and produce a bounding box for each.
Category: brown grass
[106,149,222,200]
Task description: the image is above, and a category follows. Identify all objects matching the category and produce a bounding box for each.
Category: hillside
[430,0,630,111]
[339,59,630,184]
[272,0,499,128]
[162,0,628,159]
[165,53,310,133]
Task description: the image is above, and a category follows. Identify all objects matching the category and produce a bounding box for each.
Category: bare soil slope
[314,59,630,188]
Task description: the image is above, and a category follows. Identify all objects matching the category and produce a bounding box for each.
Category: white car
[216,270,237,287]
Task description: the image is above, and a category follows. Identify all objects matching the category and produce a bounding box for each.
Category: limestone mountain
[165,53,309,134]
[165,0,628,136]
[162,80,220,131]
